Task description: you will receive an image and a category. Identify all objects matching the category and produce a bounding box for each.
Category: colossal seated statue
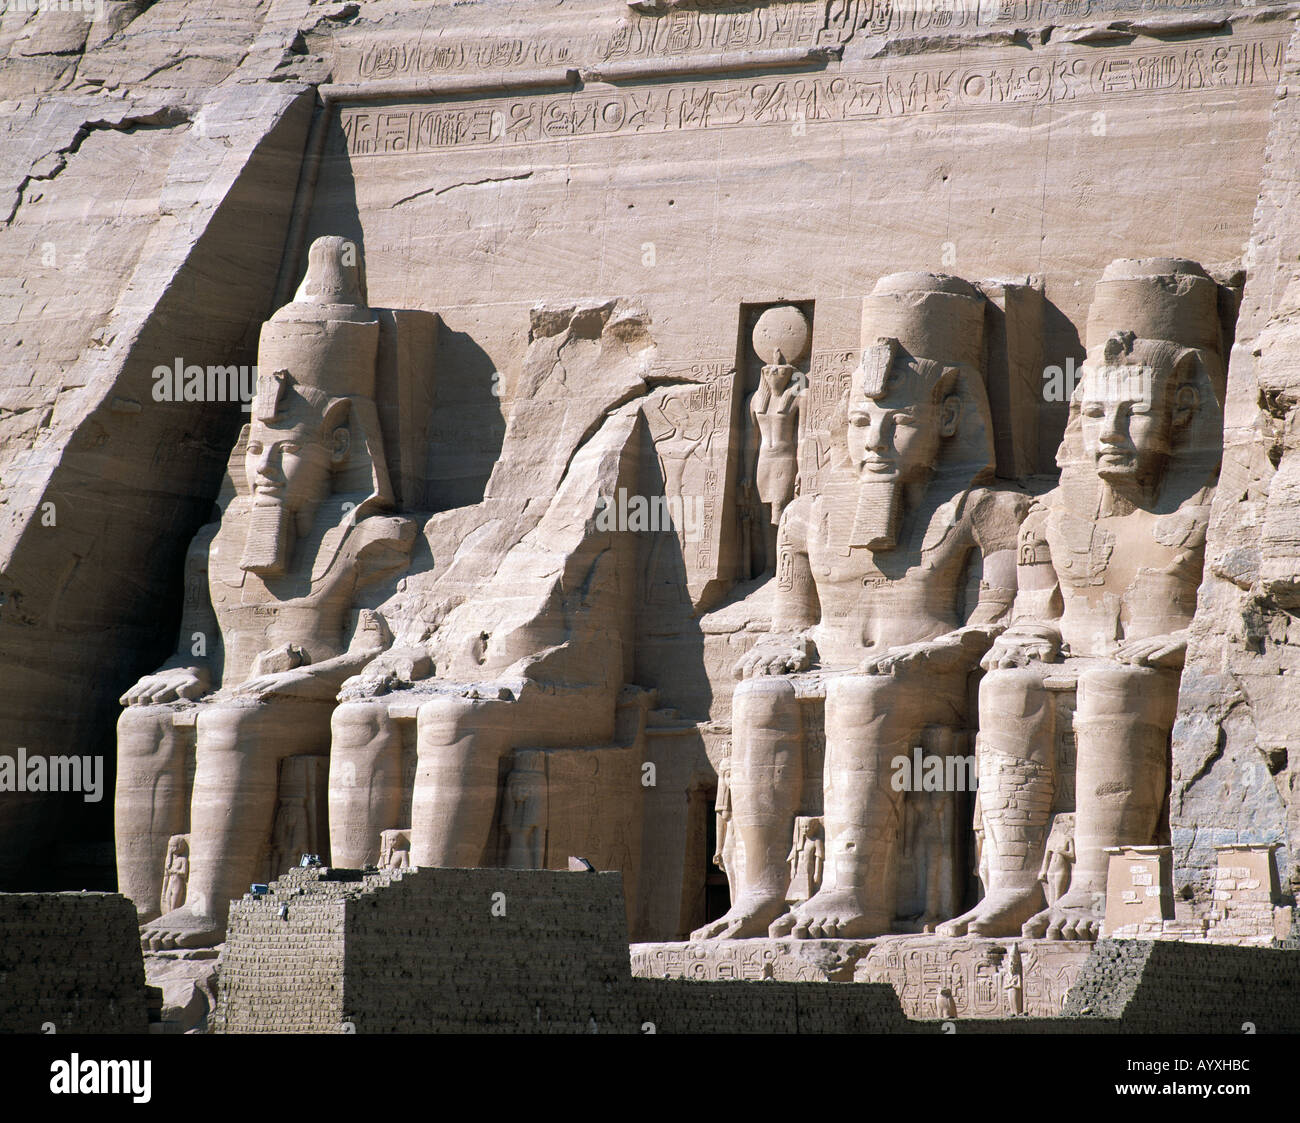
[115,237,416,949]
[694,272,1028,941]
[939,258,1225,940]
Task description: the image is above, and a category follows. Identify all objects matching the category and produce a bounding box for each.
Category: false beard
[240,501,293,576]
[850,478,903,551]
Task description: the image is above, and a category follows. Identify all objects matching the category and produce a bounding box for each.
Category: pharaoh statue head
[378,828,410,869]
[1062,259,1223,510]
[236,236,394,576]
[840,272,993,548]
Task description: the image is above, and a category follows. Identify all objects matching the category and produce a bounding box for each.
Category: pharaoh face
[239,392,352,576]
[245,418,341,512]
[1078,356,1185,487]
[847,364,956,486]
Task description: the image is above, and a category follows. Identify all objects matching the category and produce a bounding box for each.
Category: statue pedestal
[630,935,1095,1019]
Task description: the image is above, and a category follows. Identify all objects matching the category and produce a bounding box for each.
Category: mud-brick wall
[214,867,636,1034]
[0,892,148,1033]
[1061,939,1300,1033]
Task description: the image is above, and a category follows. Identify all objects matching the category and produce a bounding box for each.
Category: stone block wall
[0,892,148,1033]
[631,978,910,1034]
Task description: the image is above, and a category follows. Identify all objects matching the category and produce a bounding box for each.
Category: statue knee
[1078,663,1171,719]
[117,703,164,739]
[733,676,799,731]
[195,701,271,754]
[826,672,897,722]
[116,705,180,764]
[332,700,391,750]
[416,694,514,759]
[978,667,1047,725]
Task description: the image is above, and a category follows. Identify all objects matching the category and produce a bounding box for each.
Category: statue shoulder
[965,486,1033,554]
[1154,500,1212,551]
[313,510,417,585]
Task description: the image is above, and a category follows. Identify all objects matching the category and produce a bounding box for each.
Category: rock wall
[0,1,333,888]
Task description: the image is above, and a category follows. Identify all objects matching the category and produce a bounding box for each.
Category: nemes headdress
[852,271,986,407]
[836,273,994,550]
[230,237,396,575]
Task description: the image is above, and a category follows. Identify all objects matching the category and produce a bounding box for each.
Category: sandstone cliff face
[1172,22,1300,913]
[2,0,1297,911]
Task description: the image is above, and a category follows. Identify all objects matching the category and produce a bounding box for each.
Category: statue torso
[207,501,406,685]
[800,482,981,664]
[1044,491,1209,657]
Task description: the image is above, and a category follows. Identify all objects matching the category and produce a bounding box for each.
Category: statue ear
[939,391,961,438]
[1170,353,1201,433]
[322,397,352,464]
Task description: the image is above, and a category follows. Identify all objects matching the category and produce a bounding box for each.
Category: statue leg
[690,676,803,940]
[115,705,194,923]
[328,700,404,868]
[937,666,1055,937]
[141,698,333,950]
[409,693,529,869]
[1024,663,1177,940]
[773,671,964,939]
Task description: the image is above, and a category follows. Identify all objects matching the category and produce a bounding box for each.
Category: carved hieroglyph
[693,273,1027,941]
[940,259,1224,940]
[116,237,416,949]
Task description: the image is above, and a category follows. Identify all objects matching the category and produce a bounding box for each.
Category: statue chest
[806,495,970,592]
[1047,508,1205,594]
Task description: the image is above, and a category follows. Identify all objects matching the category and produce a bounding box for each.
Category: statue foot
[1021,891,1102,940]
[936,888,1044,938]
[768,888,888,940]
[141,904,224,951]
[689,894,788,940]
